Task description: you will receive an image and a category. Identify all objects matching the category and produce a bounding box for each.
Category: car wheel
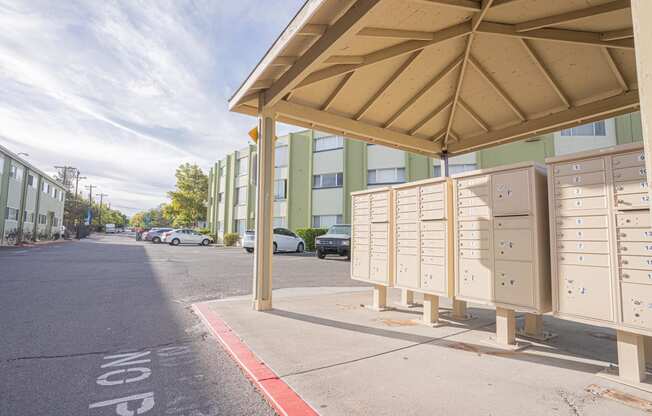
[200,239,209,246]
[152,236,161,244]
[317,250,325,259]
[273,242,278,254]
[346,253,351,261]
[245,248,254,253]
[296,242,304,253]
[171,238,180,246]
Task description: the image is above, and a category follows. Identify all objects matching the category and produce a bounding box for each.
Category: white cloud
[0,0,304,215]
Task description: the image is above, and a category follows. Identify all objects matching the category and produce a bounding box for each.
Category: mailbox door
[494,260,535,308]
[557,264,613,322]
[621,283,652,330]
[458,259,491,302]
[492,170,530,215]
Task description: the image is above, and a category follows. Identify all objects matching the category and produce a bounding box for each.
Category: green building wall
[342,140,367,224]
[287,130,313,231]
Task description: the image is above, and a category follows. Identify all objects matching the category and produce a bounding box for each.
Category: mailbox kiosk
[452,162,551,348]
[547,143,652,383]
[351,187,394,310]
[392,177,464,325]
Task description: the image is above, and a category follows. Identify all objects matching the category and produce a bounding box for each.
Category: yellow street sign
[248,126,258,142]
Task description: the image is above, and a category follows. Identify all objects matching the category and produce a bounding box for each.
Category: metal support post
[422,294,440,326]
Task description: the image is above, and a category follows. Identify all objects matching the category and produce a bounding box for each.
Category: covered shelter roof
[229,0,640,157]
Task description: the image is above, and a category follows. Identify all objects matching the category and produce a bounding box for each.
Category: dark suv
[315,224,351,260]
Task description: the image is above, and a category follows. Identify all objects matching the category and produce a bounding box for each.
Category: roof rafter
[383,53,464,128]
[321,72,355,111]
[444,0,493,144]
[263,0,383,107]
[515,0,631,33]
[271,56,298,67]
[447,90,639,154]
[601,47,629,92]
[354,50,422,121]
[411,0,481,11]
[298,24,328,36]
[519,39,570,108]
[274,100,442,155]
[297,21,472,89]
[408,99,454,135]
[601,27,633,41]
[458,99,489,132]
[468,56,526,121]
[325,55,365,64]
[477,21,635,49]
[357,27,435,41]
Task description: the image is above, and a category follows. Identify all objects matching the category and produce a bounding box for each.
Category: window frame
[312,172,343,189]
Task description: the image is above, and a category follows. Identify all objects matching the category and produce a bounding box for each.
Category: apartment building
[0,144,66,245]
[207,113,643,241]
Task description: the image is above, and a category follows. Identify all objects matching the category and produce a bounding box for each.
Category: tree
[167,163,208,227]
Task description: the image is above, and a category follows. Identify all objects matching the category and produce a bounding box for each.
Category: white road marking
[96,367,152,386]
[89,392,154,416]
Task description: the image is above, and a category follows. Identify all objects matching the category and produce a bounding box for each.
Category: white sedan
[162,229,212,246]
[242,228,305,253]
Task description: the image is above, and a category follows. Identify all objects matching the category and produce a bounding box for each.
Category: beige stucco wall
[312,188,343,216]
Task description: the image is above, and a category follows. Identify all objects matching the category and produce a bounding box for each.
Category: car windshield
[328,225,351,236]
[245,230,255,236]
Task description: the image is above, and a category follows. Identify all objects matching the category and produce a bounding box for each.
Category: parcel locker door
[458,259,491,302]
[396,254,419,289]
[352,249,370,281]
[492,170,530,215]
[494,261,535,308]
[621,283,652,330]
[557,265,613,322]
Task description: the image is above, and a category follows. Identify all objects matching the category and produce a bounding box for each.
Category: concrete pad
[198,287,652,415]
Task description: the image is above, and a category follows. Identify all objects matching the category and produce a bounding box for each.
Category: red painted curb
[193,302,319,416]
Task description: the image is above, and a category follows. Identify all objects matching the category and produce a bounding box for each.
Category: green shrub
[223,232,240,247]
[296,228,328,252]
[197,227,212,235]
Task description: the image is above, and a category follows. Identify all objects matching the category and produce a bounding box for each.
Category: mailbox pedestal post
[496,307,516,346]
[451,299,472,320]
[616,330,647,383]
[397,289,418,308]
[423,294,440,326]
[370,284,389,311]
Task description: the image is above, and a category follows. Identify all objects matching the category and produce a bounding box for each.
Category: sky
[0,0,305,215]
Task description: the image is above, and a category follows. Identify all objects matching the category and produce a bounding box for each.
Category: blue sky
[0,0,304,215]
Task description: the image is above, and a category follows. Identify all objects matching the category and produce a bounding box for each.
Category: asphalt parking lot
[0,233,367,416]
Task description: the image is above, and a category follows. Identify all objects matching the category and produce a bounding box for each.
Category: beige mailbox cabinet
[547,143,652,335]
[351,188,394,310]
[392,177,455,325]
[452,162,551,345]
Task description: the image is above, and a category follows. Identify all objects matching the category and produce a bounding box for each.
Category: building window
[10,164,23,181]
[234,219,246,236]
[312,215,343,228]
[367,168,406,185]
[275,145,288,167]
[24,212,34,223]
[42,182,50,194]
[5,207,19,221]
[27,174,35,187]
[218,192,224,203]
[314,135,344,152]
[236,156,248,176]
[274,179,287,200]
[560,120,606,137]
[433,163,477,177]
[38,214,47,225]
[235,186,247,205]
[273,217,286,228]
[54,188,59,199]
[313,172,343,189]
[219,164,225,177]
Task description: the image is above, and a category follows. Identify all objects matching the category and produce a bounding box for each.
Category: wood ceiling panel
[362,37,466,125]
[364,0,472,33]
[471,34,561,117]
[411,102,451,139]
[555,9,633,33]
[610,48,639,89]
[288,75,348,110]
[485,0,618,25]
[391,76,457,132]
[452,105,485,138]
[459,68,518,130]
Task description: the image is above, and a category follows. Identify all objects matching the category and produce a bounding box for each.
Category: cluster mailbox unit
[350,187,394,310]
[451,162,552,347]
[392,177,456,325]
[546,143,652,381]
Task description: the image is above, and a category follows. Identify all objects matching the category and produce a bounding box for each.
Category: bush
[223,232,240,247]
[197,227,212,235]
[296,228,328,252]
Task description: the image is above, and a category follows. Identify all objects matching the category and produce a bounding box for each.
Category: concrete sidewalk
[196,287,652,415]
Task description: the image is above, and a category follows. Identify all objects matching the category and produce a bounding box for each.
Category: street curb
[192,302,319,416]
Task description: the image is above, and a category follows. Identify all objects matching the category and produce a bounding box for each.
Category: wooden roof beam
[444,34,476,143]
[411,0,481,11]
[519,39,570,108]
[447,90,639,154]
[297,21,472,89]
[515,0,630,33]
[384,53,464,128]
[468,56,526,121]
[601,47,629,92]
[271,56,297,67]
[477,22,635,49]
[321,72,355,111]
[263,0,383,107]
[355,50,422,121]
[274,100,442,155]
[602,27,633,41]
[408,99,454,135]
[357,27,435,41]
[298,24,328,36]
[458,99,489,132]
[325,55,365,64]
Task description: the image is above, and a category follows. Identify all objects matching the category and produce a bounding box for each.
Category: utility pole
[85,184,95,204]
[54,166,78,192]
[73,172,86,237]
[97,193,109,227]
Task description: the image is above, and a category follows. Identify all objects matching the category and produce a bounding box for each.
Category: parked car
[162,229,212,246]
[105,223,116,234]
[243,228,305,254]
[315,224,351,260]
[144,228,173,243]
